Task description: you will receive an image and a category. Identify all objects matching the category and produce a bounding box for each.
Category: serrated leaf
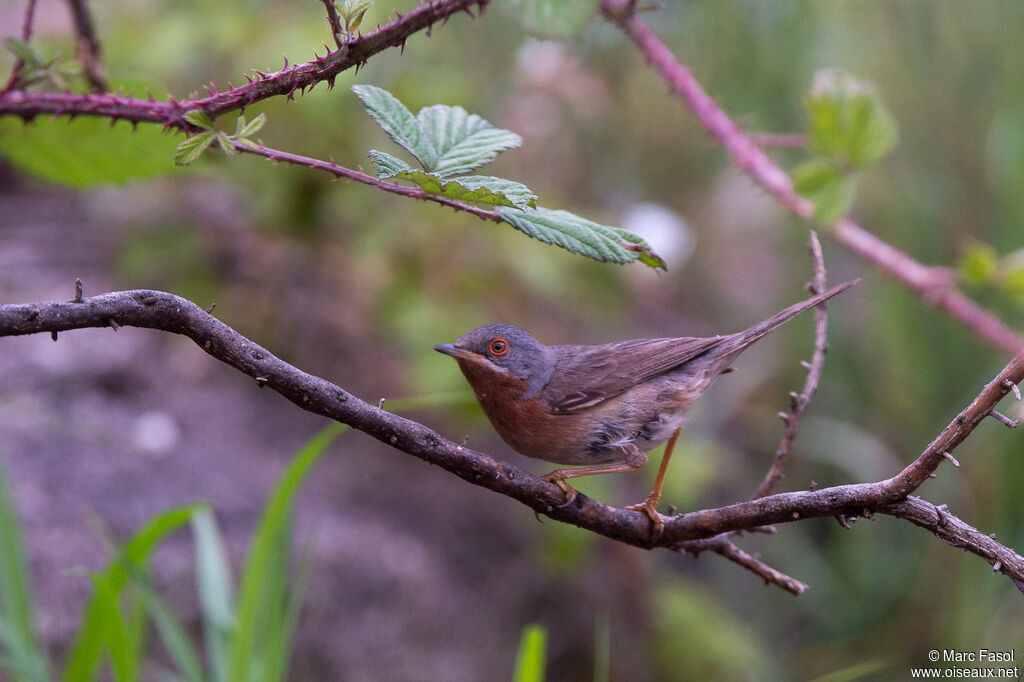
[368,149,414,176]
[215,131,236,157]
[3,38,44,69]
[184,109,215,130]
[378,167,535,209]
[339,0,373,33]
[174,132,215,166]
[495,206,666,268]
[806,69,897,167]
[793,158,855,224]
[416,104,522,176]
[238,112,266,138]
[352,84,434,168]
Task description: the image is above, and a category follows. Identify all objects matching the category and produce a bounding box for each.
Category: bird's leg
[542,446,648,508]
[624,427,681,538]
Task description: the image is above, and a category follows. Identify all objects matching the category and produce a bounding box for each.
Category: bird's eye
[488,337,509,357]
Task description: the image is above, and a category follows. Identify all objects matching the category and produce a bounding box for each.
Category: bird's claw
[625,497,665,541]
[543,474,579,508]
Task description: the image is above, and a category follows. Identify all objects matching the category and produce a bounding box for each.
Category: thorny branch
[1,288,1022,592]
[0,0,489,127]
[2,0,38,93]
[63,0,107,92]
[599,0,1024,357]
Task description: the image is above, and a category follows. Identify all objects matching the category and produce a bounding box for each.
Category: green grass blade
[0,453,49,682]
[227,423,346,682]
[191,508,234,682]
[123,567,205,682]
[62,504,202,682]
[512,625,547,682]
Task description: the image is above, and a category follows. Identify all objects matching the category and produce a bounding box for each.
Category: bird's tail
[709,279,858,361]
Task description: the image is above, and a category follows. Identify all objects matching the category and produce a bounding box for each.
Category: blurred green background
[1,0,1023,679]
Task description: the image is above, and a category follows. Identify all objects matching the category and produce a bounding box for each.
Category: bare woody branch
[1,288,1022,590]
[0,0,489,127]
[754,230,831,499]
[599,0,1024,357]
[63,0,108,92]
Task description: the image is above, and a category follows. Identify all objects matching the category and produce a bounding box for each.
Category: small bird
[435,280,856,533]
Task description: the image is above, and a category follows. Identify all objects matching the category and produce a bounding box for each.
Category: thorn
[255,376,269,388]
[809,480,817,491]
[51,331,58,342]
[928,473,937,479]
[988,410,1019,429]
[835,514,851,529]
[993,560,1002,573]
[942,451,960,467]
[204,303,217,314]
[107,319,120,331]
[777,411,790,423]
[377,397,386,409]
[73,278,83,303]
[1004,379,1022,401]
[800,360,812,371]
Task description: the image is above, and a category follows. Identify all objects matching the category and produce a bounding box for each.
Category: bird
[434,279,856,534]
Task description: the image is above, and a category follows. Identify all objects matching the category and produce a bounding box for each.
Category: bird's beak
[433,343,482,361]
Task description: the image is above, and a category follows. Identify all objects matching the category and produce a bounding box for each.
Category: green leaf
[352,84,434,168]
[0,454,49,682]
[367,149,414,176]
[958,242,999,286]
[416,104,522,176]
[793,158,856,224]
[184,109,215,130]
[123,570,205,682]
[0,116,181,187]
[502,0,595,38]
[174,132,215,166]
[496,206,666,268]
[512,625,547,682]
[338,0,374,33]
[215,131,236,157]
[2,38,44,69]
[236,112,266,139]
[374,160,536,210]
[226,423,346,682]
[806,68,898,167]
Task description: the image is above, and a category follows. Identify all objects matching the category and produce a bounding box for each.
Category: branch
[63,0,108,92]
[599,0,1024,357]
[320,0,346,50]
[2,0,38,94]
[0,0,488,127]
[2,288,1023,591]
[754,230,830,498]
[234,140,502,222]
[681,533,808,596]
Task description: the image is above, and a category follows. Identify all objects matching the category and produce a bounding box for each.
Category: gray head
[434,323,557,399]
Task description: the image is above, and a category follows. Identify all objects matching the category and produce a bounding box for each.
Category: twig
[599,0,1024,357]
[681,535,808,595]
[63,0,108,92]
[2,0,38,94]
[320,0,346,50]
[748,133,806,149]
[754,230,830,499]
[233,140,502,222]
[1,290,1023,591]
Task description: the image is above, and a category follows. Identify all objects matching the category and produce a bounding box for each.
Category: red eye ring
[488,337,510,357]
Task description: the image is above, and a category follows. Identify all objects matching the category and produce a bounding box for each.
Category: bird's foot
[542,471,579,508]
[625,493,665,540]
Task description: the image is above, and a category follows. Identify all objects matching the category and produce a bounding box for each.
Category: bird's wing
[540,336,727,414]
